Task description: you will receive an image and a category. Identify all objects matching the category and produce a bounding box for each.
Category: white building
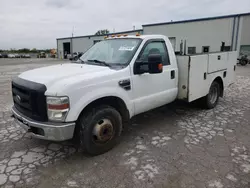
[57,29,143,59]
[57,12,250,59]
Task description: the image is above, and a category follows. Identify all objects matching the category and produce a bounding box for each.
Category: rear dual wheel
[202,81,220,109]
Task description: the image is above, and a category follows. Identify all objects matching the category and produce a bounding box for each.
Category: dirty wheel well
[214,77,224,97]
[79,96,130,123]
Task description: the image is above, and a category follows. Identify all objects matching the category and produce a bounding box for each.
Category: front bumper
[12,106,75,141]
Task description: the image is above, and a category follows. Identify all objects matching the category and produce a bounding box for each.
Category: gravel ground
[0,59,250,188]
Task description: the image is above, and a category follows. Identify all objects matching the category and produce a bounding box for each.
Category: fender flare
[65,87,133,122]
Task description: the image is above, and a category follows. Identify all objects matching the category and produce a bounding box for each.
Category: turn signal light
[48,103,69,110]
[158,64,163,71]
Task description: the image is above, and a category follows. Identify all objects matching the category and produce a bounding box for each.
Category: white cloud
[45,0,72,8]
[0,0,249,49]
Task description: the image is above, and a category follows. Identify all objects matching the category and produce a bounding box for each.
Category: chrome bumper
[11,106,75,141]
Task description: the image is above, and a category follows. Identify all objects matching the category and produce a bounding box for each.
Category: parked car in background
[69,52,84,61]
[20,54,31,58]
[0,54,2,58]
[14,54,21,58]
[69,52,77,60]
[2,53,8,58]
[8,54,15,58]
[23,54,31,58]
[37,52,46,58]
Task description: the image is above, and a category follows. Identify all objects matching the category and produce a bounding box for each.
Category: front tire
[202,81,220,109]
[76,105,122,156]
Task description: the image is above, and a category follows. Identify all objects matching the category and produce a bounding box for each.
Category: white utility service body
[11,35,237,155]
[177,52,236,102]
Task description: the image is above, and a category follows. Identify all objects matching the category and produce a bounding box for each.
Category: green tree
[31,48,37,53]
[18,48,30,53]
[95,29,110,35]
[10,48,17,53]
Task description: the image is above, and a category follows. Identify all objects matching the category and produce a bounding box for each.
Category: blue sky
[0,0,250,49]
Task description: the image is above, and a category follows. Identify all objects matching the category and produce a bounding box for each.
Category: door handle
[171,70,175,79]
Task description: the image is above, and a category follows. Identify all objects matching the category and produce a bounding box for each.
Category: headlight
[46,96,70,122]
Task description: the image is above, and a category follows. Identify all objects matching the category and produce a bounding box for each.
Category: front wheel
[202,81,220,109]
[76,105,122,156]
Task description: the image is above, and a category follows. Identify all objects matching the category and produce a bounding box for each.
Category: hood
[19,63,113,87]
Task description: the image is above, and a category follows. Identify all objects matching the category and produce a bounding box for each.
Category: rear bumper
[12,106,75,141]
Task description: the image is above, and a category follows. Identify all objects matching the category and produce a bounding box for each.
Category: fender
[65,86,134,122]
[206,74,225,96]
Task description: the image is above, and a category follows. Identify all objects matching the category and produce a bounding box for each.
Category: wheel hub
[92,119,114,143]
[208,86,218,104]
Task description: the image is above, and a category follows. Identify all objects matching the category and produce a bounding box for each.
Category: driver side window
[138,41,170,66]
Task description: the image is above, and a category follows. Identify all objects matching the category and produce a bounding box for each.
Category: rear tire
[76,105,122,156]
[202,81,220,109]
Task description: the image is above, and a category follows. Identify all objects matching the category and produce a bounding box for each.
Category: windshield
[80,38,142,65]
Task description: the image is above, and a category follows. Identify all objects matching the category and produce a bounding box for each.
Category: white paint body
[177,51,237,101]
[19,35,237,122]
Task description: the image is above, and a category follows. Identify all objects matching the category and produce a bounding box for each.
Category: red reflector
[158,64,163,70]
[48,103,69,110]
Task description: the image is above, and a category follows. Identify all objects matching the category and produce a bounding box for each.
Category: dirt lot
[0,58,250,188]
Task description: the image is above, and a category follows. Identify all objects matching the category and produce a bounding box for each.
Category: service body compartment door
[226,51,237,87]
[188,55,209,102]
[208,53,227,73]
[176,56,189,100]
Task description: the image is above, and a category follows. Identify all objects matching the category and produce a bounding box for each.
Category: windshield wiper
[87,59,110,67]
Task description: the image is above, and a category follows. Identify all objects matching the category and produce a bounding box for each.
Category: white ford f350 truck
[11,35,237,155]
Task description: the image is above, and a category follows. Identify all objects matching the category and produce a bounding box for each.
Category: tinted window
[138,41,170,65]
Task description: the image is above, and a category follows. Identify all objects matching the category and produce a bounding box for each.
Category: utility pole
[71,26,74,57]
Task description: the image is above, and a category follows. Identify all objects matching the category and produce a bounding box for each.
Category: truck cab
[11,34,236,155]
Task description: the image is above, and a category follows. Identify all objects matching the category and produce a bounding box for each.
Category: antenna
[72,26,75,37]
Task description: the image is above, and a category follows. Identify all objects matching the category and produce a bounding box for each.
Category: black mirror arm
[134,60,149,75]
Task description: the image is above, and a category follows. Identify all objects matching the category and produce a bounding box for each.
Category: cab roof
[106,34,166,40]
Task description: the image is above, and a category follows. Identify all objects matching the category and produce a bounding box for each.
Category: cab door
[131,39,178,115]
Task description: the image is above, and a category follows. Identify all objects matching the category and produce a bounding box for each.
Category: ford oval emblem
[16,95,21,102]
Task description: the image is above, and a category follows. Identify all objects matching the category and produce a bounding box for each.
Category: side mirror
[134,54,163,74]
[148,54,163,74]
[134,54,163,75]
